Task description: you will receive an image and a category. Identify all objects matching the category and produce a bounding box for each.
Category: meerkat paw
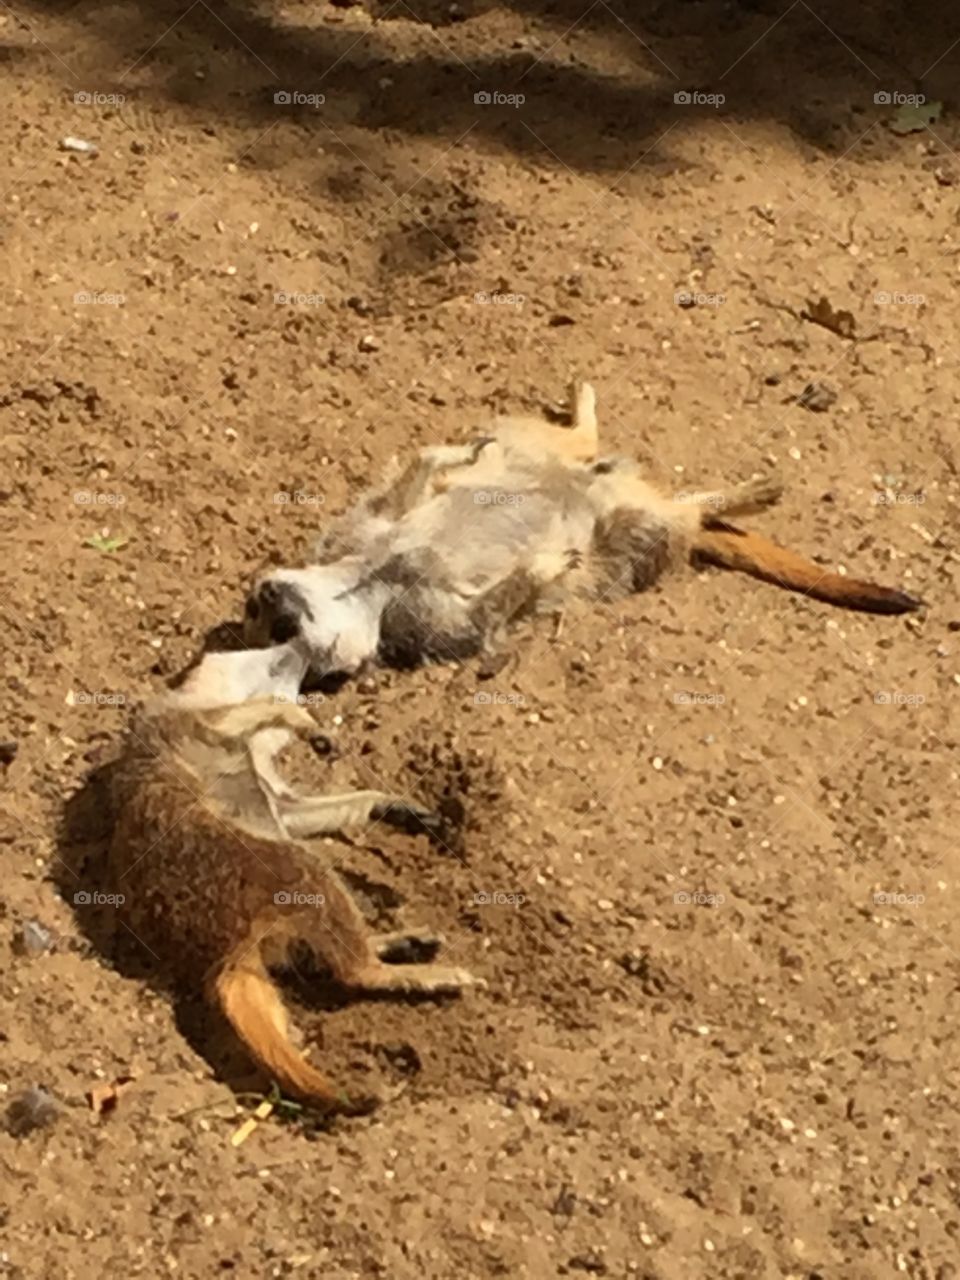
[375,927,444,963]
[348,962,486,995]
[370,799,444,840]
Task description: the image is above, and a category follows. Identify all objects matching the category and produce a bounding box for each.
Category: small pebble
[60,136,98,155]
[15,921,54,956]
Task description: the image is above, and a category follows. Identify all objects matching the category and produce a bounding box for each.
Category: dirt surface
[2,1,960,1276]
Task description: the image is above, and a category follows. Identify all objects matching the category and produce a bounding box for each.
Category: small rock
[358,334,380,353]
[5,1087,59,1137]
[60,136,98,155]
[796,381,838,413]
[15,920,54,956]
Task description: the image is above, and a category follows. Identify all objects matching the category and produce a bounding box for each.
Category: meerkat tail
[213,955,371,1113]
[694,525,923,615]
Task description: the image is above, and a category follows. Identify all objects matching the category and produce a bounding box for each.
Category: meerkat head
[244,564,383,682]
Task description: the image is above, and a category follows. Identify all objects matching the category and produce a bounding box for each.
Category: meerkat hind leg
[345,960,485,995]
[687,475,784,519]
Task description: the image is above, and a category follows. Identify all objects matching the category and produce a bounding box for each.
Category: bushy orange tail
[213,958,376,1114]
[695,523,923,615]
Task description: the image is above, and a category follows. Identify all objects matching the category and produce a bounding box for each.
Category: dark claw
[371,801,445,840]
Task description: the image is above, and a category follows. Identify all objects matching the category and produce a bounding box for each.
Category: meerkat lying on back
[244,379,921,683]
[108,641,483,1113]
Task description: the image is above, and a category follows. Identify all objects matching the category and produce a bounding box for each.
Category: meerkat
[244,379,921,682]
[108,641,483,1113]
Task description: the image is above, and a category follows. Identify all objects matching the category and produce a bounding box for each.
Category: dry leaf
[87,1075,137,1115]
[802,296,856,339]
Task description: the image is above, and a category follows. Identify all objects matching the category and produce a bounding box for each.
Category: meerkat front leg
[279,791,442,839]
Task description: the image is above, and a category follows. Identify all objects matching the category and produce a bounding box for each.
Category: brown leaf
[802,296,856,339]
[86,1075,137,1115]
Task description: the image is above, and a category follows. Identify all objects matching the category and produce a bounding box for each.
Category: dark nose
[250,579,314,644]
[270,613,300,643]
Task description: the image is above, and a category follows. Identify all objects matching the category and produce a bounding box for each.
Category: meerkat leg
[587,508,676,598]
[682,476,783,520]
[308,877,482,994]
[375,440,496,515]
[279,792,441,838]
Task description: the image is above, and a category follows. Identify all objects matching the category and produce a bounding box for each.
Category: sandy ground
[2,0,960,1276]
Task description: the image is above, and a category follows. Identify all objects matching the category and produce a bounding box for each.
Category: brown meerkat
[108,641,483,1113]
[243,378,921,683]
